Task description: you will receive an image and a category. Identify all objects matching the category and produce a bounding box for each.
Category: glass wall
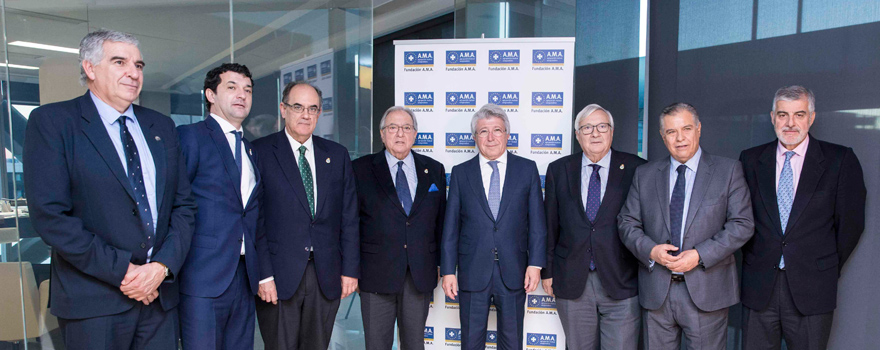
[0,0,372,348]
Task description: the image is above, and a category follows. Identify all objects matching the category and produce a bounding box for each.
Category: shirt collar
[776,134,809,159]
[210,113,243,134]
[285,130,314,153]
[582,150,612,170]
[90,91,135,125]
[670,147,702,173]
[384,149,414,169]
[479,151,508,167]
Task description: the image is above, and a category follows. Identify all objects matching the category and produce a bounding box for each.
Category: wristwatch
[155,261,170,277]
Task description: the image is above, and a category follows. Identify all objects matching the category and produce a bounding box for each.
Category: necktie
[232,131,243,182]
[585,164,601,271]
[118,116,154,251]
[298,145,315,219]
[669,164,687,256]
[488,160,501,220]
[396,161,413,215]
[778,151,795,269]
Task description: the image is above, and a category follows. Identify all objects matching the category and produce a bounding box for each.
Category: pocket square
[429,183,440,192]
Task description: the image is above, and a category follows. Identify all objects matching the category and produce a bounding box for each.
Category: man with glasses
[441,104,546,350]
[352,106,447,350]
[542,104,646,349]
[251,81,359,350]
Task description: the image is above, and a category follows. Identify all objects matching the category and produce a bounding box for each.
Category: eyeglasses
[383,124,416,134]
[282,102,320,115]
[476,127,507,138]
[577,123,612,135]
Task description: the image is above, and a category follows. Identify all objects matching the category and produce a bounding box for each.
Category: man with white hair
[542,104,646,349]
[739,85,866,350]
[441,104,546,350]
[23,29,196,348]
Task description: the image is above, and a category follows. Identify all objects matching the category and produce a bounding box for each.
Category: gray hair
[470,104,510,137]
[79,29,140,86]
[659,102,700,131]
[574,104,615,130]
[772,85,815,113]
[379,106,418,131]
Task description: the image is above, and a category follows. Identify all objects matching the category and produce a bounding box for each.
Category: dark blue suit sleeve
[541,163,559,278]
[527,162,547,267]
[340,151,360,278]
[440,168,462,276]
[435,164,447,267]
[23,108,131,286]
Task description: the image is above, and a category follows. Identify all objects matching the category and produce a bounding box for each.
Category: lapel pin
[155,136,161,141]
[620,164,625,170]
[249,149,253,156]
[424,169,429,174]
[326,157,331,164]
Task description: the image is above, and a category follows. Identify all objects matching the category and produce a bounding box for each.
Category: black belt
[671,274,685,282]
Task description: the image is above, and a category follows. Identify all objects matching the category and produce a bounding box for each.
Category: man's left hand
[667,249,700,273]
[120,262,166,302]
[524,267,541,293]
[341,276,358,299]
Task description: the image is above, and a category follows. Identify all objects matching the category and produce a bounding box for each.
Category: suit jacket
[23,92,197,319]
[618,151,754,312]
[353,150,446,294]
[177,117,263,297]
[440,152,546,292]
[739,136,865,315]
[542,150,646,300]
[252,131,359,301]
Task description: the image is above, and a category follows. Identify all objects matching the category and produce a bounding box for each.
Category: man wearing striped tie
[739,86,866,350]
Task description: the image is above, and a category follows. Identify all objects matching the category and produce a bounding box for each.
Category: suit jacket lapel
[78,93,136,202]
[785,138,826,234]
[495,153,517,222]
[464,156,494,221]
[596,150,624,222]
[655,162,671,235]
[313,137,331,218]
[683,152,714,238]
[243,139,261,211]
[372,151,407,216]
[409,152,431,215]
[272,131,311,215]
[566,154,588,221]
[757,143,783,236]
[205,117,243,207]
[136,111,167,210]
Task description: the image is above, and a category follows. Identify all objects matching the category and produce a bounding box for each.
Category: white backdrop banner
[394,37,575,350]
[281,49,335,138]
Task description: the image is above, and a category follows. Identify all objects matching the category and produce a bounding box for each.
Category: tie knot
[117,116,127,126]
[488,160,499,170]
[588,164,601,173]
[397,160,405,168]
[784,151,795,161]
[298,145,307,156]
[676,164,687,174]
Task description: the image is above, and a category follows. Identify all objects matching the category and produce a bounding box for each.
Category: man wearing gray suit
[618,103,754,349]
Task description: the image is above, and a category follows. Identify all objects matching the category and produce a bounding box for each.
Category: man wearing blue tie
[177,63,262,350]
[441,104,546,350]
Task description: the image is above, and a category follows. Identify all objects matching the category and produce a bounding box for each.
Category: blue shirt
[668,147,702,273]
[384,150,417,202]
[91,92,158,258]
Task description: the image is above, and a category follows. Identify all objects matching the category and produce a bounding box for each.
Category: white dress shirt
[581,151,611,208]
[285,131,318,206]
[210,114,256,255]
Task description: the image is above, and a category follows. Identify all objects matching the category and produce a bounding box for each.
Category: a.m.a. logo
[532,49,565,70]
[527,294,557,314]
[488,50,520,70]
[531,92,564,111]
[526,333,557,349]
[486,330,498,347]
[445,133,476,154]
[307,64,317,80]
[424,327,435,342]
[295,69,304,82]
[404,92,434,112]
[446,50,476,71]
[320,60,331,77]
[446,92,477,112]
[445,328,462,345]
[489,92,519,112]
[507,133,519,152]
[322,97,333,114]
[444,294,460,309]
[531,134,563,150]
[404,51,435,71]
[413,133,434,153]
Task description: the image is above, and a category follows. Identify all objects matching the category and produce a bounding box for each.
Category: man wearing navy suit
[177,63,262,349]
[739,86,866,350]
[542,104,646,349]
[441,104,546,350]
[353,106,447,350]
[252,82,359,350]
[23,30,196,349]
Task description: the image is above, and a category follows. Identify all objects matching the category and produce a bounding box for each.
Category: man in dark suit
[353,106,447,350]
[441,104,546,350]
[252,81,359,350]
[542,104,646,349]
[177,63,262,350]
[739,86,866,350]
[618,103,754,349]
[23,29,196,349]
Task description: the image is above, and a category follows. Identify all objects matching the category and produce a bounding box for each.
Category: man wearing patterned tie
[177,63,262,350]
[23,29,196,348]
[441,104,546,350]
[252,82,359,350]
[541,104,646,349]
[618,103,754,349]
[353,106,447,350]
[738,86,866,350]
